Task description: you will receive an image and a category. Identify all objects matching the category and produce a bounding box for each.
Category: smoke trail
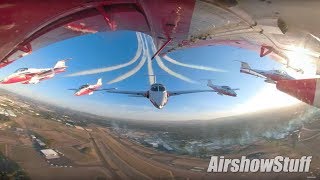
[107,35,148,84]
[149,38,198,84]
[66,32,143,77]
[309,33,320,43]
[163,55,226,72]
[145,36,155,85]
[155,58,198,84]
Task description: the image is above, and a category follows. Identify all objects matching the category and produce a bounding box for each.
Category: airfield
[0,89,318,179]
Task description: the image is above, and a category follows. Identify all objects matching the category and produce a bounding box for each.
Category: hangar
[40,149,60,159]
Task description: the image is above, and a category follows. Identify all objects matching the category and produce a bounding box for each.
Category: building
[161,143,173,151]
[36,139,46,147]
[65,123,73,127]
[0,107,5,115]
[15,128,23,132]
[6,110,16,117]
[150,142,159,148]
[74,126,84,130]
[40,149,60,159]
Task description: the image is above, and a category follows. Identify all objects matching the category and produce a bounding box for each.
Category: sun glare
[232,84,300,115]
[285,46,317,78]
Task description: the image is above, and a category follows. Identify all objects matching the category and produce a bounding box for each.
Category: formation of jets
[0,58,293,109]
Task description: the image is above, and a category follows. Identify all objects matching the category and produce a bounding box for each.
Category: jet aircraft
[1,59,68,84]
[69,78,114,96]
[205,80,239,97]
[238,61,295,84]
[106,82,214,109]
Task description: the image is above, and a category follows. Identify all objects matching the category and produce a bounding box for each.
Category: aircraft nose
[155,104,164,109]
[154,99,165,109]
[152,93,167,109]
[1,79,11,84]
[1,77,8,83]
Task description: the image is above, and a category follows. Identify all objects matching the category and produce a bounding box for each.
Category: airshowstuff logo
[207,156,312,173]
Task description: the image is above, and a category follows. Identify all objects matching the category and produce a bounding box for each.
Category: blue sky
[0,31,300,120]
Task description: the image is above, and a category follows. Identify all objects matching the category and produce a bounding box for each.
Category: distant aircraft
[1,59,68,84]
[205,80,239,97]
[238,61,295,84]
[106,82,214,109]
[69,78,115,96]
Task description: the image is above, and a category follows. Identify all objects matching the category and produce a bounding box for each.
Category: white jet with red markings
[205,80,239,97]
[69,78,115,96]
[1,59,69,84]
[106,83,215,109]
[238,61,295,84]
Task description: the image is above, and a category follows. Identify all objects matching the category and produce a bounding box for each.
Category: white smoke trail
[309,33,320,43]
[149,37,198,84]
[155,57,198,84]
[163,55,226,72]
[107,34,148,84]
[145,36,155,85]
[66,32,143,77]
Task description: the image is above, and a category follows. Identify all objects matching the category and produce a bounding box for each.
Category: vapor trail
[66,32,143,77]
[145,36,155,85]
[150,38,198,84]
[163,55,226,72]
[107,35,148,84]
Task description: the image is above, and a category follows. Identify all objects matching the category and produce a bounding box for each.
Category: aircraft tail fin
[240,61,251,70]
[199,79,214,86]
[96,78,102,86]
[54,60,67,69]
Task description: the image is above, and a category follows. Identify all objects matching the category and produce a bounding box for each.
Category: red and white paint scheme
[239,61,295,84]
[1,60,67,84]
[107,83,214,109]
[70,78,114,96]
[206,80,239,97]
[277,78,320,108]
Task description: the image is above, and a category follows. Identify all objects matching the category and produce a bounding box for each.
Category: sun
[285,46,317,79]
